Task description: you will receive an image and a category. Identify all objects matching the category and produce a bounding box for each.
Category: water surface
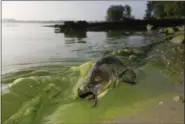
[2,23,161,74]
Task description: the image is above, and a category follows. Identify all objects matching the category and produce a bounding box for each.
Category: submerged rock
[104,50,112,55]
[166,27,175,34]
[135,32,144,35]
[170,34,184,44]
[146,24,154,31]
[133,48,145,55]
[158,101,164,105]
[165,35,174,40]
[173,96,184,103]
[106,48,134,57]
[122,48,133,55]
[128,54,137,61]
[177,25,185,31]
[121,68,136,84]
[159,28,166,33]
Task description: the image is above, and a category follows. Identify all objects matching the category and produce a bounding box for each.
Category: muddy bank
[104,83,184,124]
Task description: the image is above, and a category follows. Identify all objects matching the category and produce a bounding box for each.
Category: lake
[2,23,161,74]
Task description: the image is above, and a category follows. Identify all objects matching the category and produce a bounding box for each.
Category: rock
[166,27,175,34]
[158,101,164,105]
[174,30,184,36]
[177,25,185,31]
[104,51,111,55]
[173,96,184,103]
[112,51,117,55]
[125,32,131,35]
[123,48,133,54]
[128,54,137,61]
[146,24,153,31]
[133,49,145,55]
[155,49,160,52]
[117,50,121,54]
[159,28,165,33]
[170,34,184,44]
[159,27,179,34]
[119,48,133,56]
[165,35,173,40]
[121,68,136,83]
[135,32,143,35]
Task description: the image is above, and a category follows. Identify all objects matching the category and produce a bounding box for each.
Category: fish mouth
[77,87,98,107]
[77,82,100,99]
[78,87,96,99]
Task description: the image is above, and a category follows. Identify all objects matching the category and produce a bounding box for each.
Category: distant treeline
[144,1,185,19]
[2,19,64,24]
[106,1,185,21]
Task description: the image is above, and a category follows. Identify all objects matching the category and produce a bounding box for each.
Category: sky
[2,1,147,21]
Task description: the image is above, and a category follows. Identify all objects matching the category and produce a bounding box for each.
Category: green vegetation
[144,1,185,19]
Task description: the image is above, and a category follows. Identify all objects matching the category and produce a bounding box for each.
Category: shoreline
[50,19,185,32]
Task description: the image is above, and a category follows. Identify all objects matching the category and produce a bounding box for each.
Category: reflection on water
[126,35,147,46]
[106,30,130,39]
[64,30,87,38]
[64,30,87,44]
[55,28,87,44]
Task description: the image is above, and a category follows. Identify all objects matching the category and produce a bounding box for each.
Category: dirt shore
[103,84,184,124]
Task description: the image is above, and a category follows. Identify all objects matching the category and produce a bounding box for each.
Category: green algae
[2,61,178,124]
[42,65,175,124]
[2,45,184,124]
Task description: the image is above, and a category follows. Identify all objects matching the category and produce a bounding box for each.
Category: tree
[124,5,131,19]
[144,1,185,19]
[106,5,125,21]
[153,2,165,19]
[106,5,134,21]
[144,1,154,19]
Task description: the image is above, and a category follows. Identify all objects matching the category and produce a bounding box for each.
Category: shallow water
[2,23,184,124]
[2,23,162,74]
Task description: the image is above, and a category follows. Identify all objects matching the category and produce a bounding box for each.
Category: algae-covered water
[2,23,184,124]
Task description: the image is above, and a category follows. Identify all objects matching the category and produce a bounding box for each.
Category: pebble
[128,55,137,61]
[133,49,145,55]
[158,101,164,105]
[156,49,160,52]
[173,96,184,103]
[123,48,133,53]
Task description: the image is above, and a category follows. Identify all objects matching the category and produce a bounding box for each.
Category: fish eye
[95,76,101,82]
